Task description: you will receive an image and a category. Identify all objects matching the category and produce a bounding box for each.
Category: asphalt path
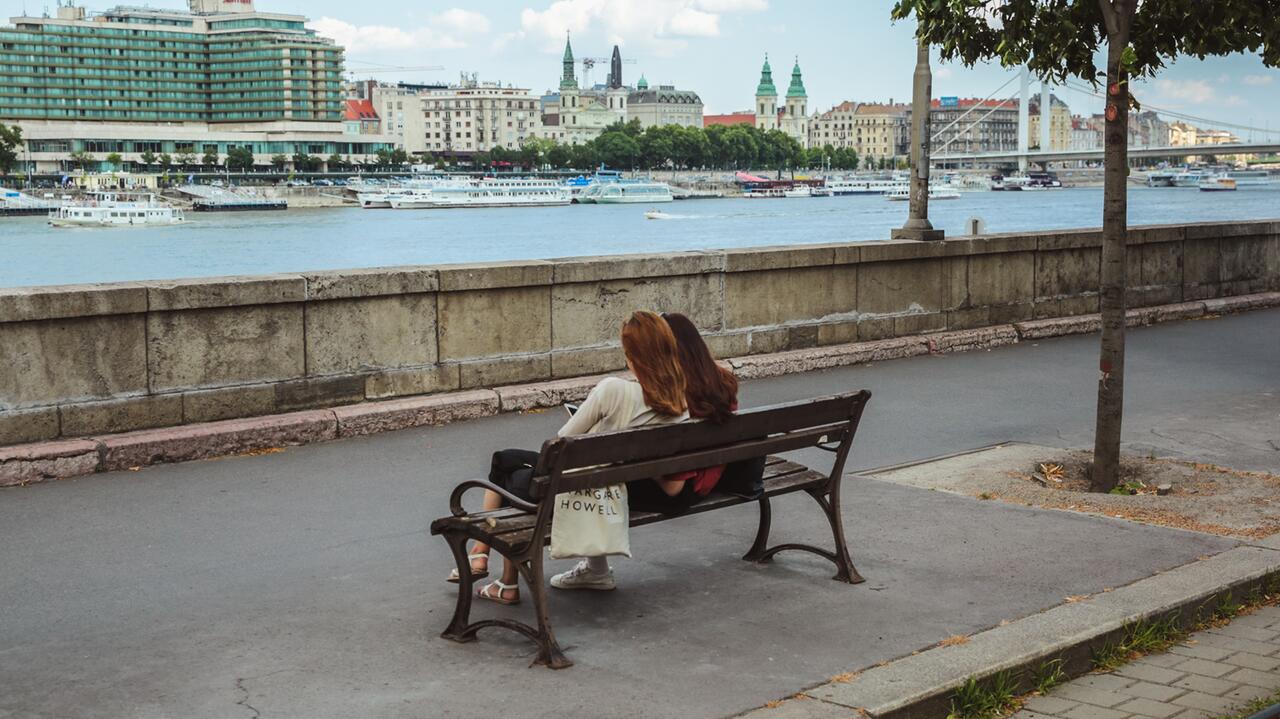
[1,310,1276,719]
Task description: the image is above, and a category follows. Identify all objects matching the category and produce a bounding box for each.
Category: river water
[2,186,1277,289]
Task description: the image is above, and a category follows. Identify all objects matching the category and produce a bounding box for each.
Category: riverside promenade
[1,308,1277,718]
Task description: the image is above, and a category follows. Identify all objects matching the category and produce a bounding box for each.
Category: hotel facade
[0,0,394,172]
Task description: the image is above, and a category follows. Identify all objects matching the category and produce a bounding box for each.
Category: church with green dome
[755,54,811,148]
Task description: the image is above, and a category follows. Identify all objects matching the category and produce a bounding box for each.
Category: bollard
[966,216,987,235]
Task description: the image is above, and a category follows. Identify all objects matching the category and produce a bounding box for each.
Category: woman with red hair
[451,310,688,603]
[627,312,740,513]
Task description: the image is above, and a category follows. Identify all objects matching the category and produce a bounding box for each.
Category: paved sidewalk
[1,310,1276,718]
[1017,606,1280,719]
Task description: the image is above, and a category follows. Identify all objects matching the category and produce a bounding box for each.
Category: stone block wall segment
[437,285,551,361]
[302,267,438,300]
[552,251,724,283]
[145,274,305,311]
[0,221,1276,446]
[146,304,306,392]
[0,314,147,410]
[725,265,857,329]
[0,282,147,323]
[59,395,183,436]
[98,410,337,472]
[552,273,724,347]
[0,439,100,487]
[304,294,437,375]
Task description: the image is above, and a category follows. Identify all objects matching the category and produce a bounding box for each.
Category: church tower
[755,55,778,131]
[605,44,628,119]
[783,57,809,147]
[560,34,580,131]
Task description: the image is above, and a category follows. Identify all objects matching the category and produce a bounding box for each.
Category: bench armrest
[449,480,539,517]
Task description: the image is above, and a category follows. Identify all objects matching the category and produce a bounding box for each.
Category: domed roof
[786,58,806,98]
[756,54,776,96]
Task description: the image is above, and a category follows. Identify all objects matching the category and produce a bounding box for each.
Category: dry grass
[938,634,970,648]
[830,672,860,683]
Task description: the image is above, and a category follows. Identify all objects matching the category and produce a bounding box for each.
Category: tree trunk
[1091,2,1134,492]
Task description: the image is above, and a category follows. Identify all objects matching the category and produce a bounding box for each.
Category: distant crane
[344,61,444,80]
[579,56,635,88]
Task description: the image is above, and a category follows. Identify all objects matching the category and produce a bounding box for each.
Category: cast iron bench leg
[742,496,773,562]
[526,552,572,669]
[441,531,477,642]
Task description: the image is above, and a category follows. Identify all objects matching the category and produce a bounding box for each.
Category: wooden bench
[429,389,872,668]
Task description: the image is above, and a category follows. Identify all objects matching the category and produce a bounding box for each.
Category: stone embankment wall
[1,220,1277,446]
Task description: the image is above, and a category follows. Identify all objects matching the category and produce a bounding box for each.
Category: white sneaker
[550,560,616,591]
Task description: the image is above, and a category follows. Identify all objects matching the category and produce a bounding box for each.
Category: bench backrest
[530,390,871,499]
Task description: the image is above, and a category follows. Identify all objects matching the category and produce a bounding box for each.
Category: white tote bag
[549,484,631,559]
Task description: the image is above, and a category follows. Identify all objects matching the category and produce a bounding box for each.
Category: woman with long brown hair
[450,310,688,603]
[627,312,740,513]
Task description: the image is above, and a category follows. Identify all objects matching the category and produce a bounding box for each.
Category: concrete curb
[734,545,1280,719]
[2,292,1278,487]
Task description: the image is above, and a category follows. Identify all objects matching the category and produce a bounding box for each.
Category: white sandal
[446,553,490,584]
[476,580,520,606]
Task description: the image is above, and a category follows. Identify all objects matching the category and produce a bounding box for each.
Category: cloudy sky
[5,0,1279,136]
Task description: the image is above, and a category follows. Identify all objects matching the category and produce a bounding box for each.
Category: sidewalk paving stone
[1211,624,1278,642]
[1114,697,1183,718]
[1055,686,1133,708]
[1025,696,1083,714]
[1221,667,1280,689]
[1171,674,1238,696]
[1173,657,1239,679]
[1119,681,1187,702]
[1222,683,1275,704]
[1168,709,1213,719]
[1171,691,1241,713]
[1116,664,1186,685]
[1078,675,1140,692]
[1194,633,1279,657]
[1224,652,1280,672]
[1139,654,1191,669]
[1062,704,1131,719]
[1170,644,1235,662]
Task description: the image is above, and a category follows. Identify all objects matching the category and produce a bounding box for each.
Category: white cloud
[311,8,490,56]
[692,0,768,11]
[1153,79,1216,104]
[669,8,720,36]
[934,65,953,79]
[1241,74,1274,86]
[517,0,766,57]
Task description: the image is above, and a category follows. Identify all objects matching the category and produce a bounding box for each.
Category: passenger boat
[885,186,961,201]
[1224,169,1271,186]
[1146,171,1177,187]
[48,193,184,227]
[826,178,902,195]
[388,178,570,209]
[1172,169,1205,187]
[783,185,813,198]
[580,179,674,204]
[1198,176,1238,192]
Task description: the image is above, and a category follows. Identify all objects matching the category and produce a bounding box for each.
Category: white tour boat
[580,180,674,204]
[826,178,903,195]
[1172,169,1206,187]
[783,185,813,198]
[49,193,184,227]
[1198,176,1238,192]
[389,178,570,209]
[886,186,961,201]
[1225,169,1271,186]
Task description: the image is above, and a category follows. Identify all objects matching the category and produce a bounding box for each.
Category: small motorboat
[644,209,675,220]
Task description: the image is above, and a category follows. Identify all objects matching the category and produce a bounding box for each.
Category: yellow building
[1029,96,1073,151]
[808,102,909,161]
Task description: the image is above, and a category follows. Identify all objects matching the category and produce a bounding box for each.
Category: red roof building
[343,99,381,135]
[702,112,755,128]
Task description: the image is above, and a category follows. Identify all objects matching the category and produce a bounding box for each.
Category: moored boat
[48,193,184,227]
[1198,176,1237,192]
[389,178,570,209]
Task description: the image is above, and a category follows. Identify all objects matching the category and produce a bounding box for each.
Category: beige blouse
[558,376,687,437]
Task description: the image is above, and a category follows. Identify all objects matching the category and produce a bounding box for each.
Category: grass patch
[949,671,1018,719]
[1030,659,1066,695]
[1093,616,1187,671]
[1214,687,1280,719]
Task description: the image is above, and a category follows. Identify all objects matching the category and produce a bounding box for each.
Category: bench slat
[545,391,868,471]
[488,468,829,552]
[533,423,848,497]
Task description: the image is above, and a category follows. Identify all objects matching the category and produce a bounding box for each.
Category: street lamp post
[892,36,945,242]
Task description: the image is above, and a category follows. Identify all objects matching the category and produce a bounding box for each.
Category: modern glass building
[0,1,393,172]
[0,1,342,122]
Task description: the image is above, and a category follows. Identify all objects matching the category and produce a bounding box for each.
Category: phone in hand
[564,403,579,416]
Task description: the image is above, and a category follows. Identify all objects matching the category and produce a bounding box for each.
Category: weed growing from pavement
[1030,659,1066,695]
[1093,616,1187,670]
[1214,687,1280,719]
[948,671,1017,719]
